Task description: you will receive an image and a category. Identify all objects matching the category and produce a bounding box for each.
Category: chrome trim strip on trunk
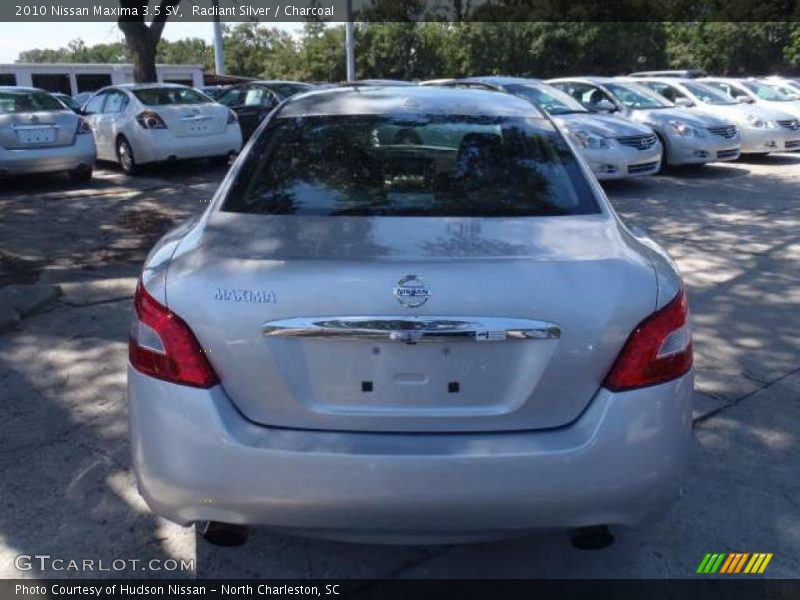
[262,316,561,343]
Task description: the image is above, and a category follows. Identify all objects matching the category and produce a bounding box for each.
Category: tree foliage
[15,22,800,81]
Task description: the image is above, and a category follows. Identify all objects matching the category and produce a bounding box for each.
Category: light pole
[212,0,225,76]
[345,0,355,82]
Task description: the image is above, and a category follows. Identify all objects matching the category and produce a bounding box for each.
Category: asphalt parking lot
[0,156,798,579]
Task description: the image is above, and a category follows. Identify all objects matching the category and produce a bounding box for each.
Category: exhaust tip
[199,521,249,547]
[569,525,615,550]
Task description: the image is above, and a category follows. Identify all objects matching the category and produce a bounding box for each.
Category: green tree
[117,0,183,82]
[222,23,297,79]
[666,22,794,75]
[157,38,213,70]
[294,23,346,82]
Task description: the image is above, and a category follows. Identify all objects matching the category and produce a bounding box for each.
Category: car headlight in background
[742,114,777,129]
[667,120,706,138]
[567,129,611,149]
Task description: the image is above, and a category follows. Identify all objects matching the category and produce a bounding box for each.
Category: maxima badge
[393,275,431,308]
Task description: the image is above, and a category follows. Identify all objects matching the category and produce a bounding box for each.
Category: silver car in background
[702,78,800,122]
[0,86,95,182]
[760,77,800,98]
[636,77,800,154]
[434,77,662,180]
[128,86,693,544]
[548,77,741,165]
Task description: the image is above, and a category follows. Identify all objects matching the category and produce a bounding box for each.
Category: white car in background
[759,78,800,100]
[636,77,800,154]
[82,83,242,174]
[701,78,800,123]
[760,77,800,98]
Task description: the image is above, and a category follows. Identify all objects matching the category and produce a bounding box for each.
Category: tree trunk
[118,1,183,84]
[123,29,158,83]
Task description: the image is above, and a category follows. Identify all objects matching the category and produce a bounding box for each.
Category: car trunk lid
[0,110,77,149]
[155,103,228,137]
[165,213,656,432]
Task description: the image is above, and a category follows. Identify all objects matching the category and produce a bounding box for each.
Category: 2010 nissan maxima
[128,86,694,546]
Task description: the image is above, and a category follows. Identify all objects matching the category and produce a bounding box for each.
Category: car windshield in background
[223,114,598,218]
[681,82,736,105]
[506,84,589,115]
[132,87,212,106]
[605,83,673,109]
[0,90,65,113]
[741,81,792,101]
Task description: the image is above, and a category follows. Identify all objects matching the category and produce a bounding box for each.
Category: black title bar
[4,0,800,22]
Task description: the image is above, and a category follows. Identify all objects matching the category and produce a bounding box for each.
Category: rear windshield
[222,114,599,217]
[265,83,313,98]
[0,90,65,113]
[132,87,211,106]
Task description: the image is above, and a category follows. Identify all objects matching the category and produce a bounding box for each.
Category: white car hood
[554,113,653,137]
[756,99,800,119]
[632,107,732,129]
[696,102,798,124]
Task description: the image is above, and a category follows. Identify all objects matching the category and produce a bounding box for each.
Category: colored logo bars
[696,553,773,574]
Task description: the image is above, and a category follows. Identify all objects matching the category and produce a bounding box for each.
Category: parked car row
[422,75,800,179]
[2,74,800,184]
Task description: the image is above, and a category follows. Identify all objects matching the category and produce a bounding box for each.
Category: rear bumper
[128,367,693,541]
[0,135,95,175]
[131,125,242,164]
[581,144,661,180]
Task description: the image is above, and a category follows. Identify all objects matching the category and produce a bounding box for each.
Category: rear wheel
[68,166,92,183]
[116,136,138,175]
[656,134,669,172]
[212,152,235,168]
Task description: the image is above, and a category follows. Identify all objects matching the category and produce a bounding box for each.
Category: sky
[0,22,303,63]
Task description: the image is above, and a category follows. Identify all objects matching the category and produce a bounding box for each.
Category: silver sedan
[549,77,742,165]
[635,77,800,154]
[128,86,693,545]
[0,86,95,181]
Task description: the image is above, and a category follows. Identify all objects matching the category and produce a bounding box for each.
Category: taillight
[129,281,218,388]
[135,110,167,129]
[227,109,238,124]
[603,288,693,392]
[76,118,92,135]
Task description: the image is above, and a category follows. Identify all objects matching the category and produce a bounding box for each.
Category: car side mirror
[674,97,694,107]
[594,99,617,113]
[736,96,753,104]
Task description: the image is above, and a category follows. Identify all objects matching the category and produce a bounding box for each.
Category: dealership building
[0,63,205,95]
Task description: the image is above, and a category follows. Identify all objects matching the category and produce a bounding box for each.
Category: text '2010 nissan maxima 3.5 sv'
[128,86,694,546]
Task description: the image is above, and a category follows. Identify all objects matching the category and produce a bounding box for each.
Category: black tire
[211,153,232,168]
[116,136,138,175]
[656,133,668,173]
[68,167,93,183]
